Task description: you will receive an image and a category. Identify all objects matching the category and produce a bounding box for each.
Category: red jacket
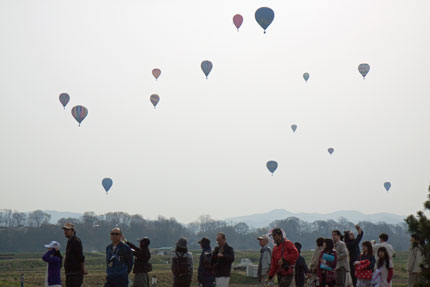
[268,239,299,278]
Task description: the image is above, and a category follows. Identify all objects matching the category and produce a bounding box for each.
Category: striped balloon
[71,105,88,126]
[59,93,70,109]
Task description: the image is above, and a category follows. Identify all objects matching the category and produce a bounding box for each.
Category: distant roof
[156,247,172,250]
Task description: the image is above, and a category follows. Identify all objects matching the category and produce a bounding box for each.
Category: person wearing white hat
[257,235,272,286]
[42,241,62,287]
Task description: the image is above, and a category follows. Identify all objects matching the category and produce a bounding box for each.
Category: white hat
[44,241,61,249]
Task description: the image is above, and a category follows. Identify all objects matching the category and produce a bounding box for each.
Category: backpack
[172,252,190,277]
[203,251,212,271]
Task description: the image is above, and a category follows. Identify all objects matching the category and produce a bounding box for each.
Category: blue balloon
[291,124,297,133]
[384,182,391,192]
[303,72,310,82]
[102,178,113,194]
[255,7,275,33]
[201,60,213,79]
[328,148,334,155]
[266,160,278,175]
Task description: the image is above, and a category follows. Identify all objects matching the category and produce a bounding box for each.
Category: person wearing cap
[257,235,272,286]
[197,237,215,287]
[122,235,152,287]
[211,232,235,287]
[42,241,62,287]
[62,222,86,287]
[105,228,134,287]
[267,228,299,287]
[171,237,193,287]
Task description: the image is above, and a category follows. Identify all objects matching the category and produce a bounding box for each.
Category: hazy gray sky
[1,0,430,223]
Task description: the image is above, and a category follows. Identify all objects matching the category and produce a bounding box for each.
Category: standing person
[317,239,337,287]
[257,235,272,286]
[309,237,324,287]
[294,242,309,287]
[62,222,86,287]
[354,241,375,287]
[42,241,62,287]
[407,234,423,287]
[345,226,364,287]
[332,230,350,287]
[197,237,215,287]
[123,235,151,287]
[105,228,134,287]
[372,234,395,260]
[211,232,235,287]
[373,247,393,287]
[267,228,299,287]
[171,237,193,287]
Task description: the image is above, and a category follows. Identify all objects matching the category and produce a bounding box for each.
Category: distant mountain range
[224,209,406,228]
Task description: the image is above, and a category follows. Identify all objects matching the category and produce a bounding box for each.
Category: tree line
[0,209,410,253]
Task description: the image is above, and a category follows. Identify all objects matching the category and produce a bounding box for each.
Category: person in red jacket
[267,228,299,287]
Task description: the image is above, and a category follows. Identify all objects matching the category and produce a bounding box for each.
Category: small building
[153,247,173,256]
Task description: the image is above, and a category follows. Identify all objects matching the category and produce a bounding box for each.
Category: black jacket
[295,255,309,286]
[211,243,234,277]
[345,231,364,263]
[125,241,151,274]
[65,235,85,274]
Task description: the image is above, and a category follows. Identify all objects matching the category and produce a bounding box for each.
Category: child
[373,247,393,287]
[42,241,62,287]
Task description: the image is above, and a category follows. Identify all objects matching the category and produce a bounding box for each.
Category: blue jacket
[106,242,134,278]
[198,246,215,284]
[42,249,62,286]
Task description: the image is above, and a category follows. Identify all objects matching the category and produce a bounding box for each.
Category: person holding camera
[122,235,152,287]
[345,225,363,287]
[267,228,299,287]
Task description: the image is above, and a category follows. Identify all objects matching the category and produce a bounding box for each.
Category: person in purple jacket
[42,241,63,287]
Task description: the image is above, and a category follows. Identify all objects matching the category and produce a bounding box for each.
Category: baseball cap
[62,222,75,230]
[44,241,61,249]
[257,235,269,241]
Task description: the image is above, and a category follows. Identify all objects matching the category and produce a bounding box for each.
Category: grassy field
[0,251,409,287]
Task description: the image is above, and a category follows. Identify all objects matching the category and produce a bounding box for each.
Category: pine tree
[405,185,430,286]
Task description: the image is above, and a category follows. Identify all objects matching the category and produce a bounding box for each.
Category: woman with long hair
[317,238,337,287]
[374,247,393,287]
[354,241,375,287]
[42,241,62,287]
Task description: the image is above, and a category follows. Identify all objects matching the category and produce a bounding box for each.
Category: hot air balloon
[152,68,161,80]
[291,124,297,133]
[255,7,274,33]
[59,93,70,109]
[358,63,370,79]
[303,73,310,82]
[384,182,391,192]
[233,14,243,31]
[328,148,334,155]
[201,60,213,79]
[266,160,278,175]
[150,94,160,108]
[102,178,113,194]
[71,105,88,126]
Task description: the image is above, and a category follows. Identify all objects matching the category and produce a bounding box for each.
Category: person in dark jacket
[211,232,235,287]
[171,237,193,287]
[62,222,86,287]
[345,225,363,287]
[197,237,215,287]
[105,228,134,287]
[42,241,62,287]
[294,242,309,287]
[353,241,375,287]
[123,235,151,287]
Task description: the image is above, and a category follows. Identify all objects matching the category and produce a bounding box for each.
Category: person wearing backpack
[197,237,215,287]
[211,233,235,287]
[171,237,193,287]
[122,235,152,287]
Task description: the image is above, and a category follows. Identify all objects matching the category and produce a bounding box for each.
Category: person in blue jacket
[105,228,134,287]
[42,241,62,287]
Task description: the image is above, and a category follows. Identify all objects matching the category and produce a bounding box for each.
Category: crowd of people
[39,223,423,287]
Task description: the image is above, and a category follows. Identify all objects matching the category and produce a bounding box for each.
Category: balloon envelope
[291,124,297,133]
[233,14,243,30]
[266,160,278,174]
[255,7,275,33]
[152,68,161,80]
[102,178,113,193]
[150,94,160,108]
[201,60,213,79]
[384,182,391,191]
[328,148,334,155]
[303,72,310,82]
[358,63,370,79]
[59,93,70,109]
[71,105,88,126]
